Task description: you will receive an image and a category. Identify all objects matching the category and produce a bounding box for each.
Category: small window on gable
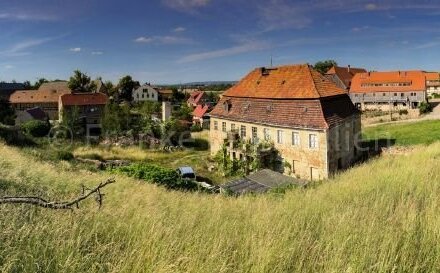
[223,100,231,112]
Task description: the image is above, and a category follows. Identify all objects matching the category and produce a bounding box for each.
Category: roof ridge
[307,65,322,98]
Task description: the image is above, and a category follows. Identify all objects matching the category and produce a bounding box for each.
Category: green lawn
[363,120,440,146]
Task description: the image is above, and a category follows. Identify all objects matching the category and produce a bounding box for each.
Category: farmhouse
[192,104,210,128]
[59,92,108,136]
[210,64,361,180]
[349,71,427,110]
[9,82,72,120]
[325,65,367,91]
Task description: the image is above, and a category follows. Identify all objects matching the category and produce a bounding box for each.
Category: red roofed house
[59,93,108,136]
[349,71,427,110]
[187,90,209,108]
[192,104,210,128]
[325,65,367,90]
[210,64,361,181]
[10,82,72,120]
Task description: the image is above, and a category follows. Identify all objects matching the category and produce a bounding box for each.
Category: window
[292,132,300,146]
[231,123,236,132]
[222,122,226,132]
[277,130,283,144]
[394,93,397,97]
[263,128,271,141]
[309,134,318,149]
[401,93,404,97]
[292,160,299,174]
[383,93,386,96]
[214,121,218,130]
[240,125,247,138]
[252,127,258,143]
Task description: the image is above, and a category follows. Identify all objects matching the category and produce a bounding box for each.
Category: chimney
[347,65,351,73]
[162,101,172,122]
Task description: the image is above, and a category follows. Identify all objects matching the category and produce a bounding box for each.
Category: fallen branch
[0,178,115,210]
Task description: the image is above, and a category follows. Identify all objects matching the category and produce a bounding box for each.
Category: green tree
[0,99,15,125]
[313,60,337,74]
[34,78,49,89]
[173,104,193,121]
[117,76,139,102]
[61,106,83,138]
[68,70,97,92]
[171,88,185,103]
[102,103,131,138]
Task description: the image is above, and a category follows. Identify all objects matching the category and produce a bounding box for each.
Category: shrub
[190,124,203,132]
[399,109,408,116]
[21,120,50,137]
[0,124,35,146]
[419,102,433,115]
[56,150,74,161]
[114,163,197,190]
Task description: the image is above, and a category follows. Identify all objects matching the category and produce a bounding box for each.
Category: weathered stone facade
[210,114,361,180]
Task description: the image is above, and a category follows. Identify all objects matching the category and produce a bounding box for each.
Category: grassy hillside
[363,120,440,146]
[1,141,440,272]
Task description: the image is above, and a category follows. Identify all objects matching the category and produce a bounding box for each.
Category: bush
[399,109,408,116]
[114,163,197,190]
[0,124,35,146]
[21,120,50,137]
[419,102,433,115]
[56,150,74,161]
[190,124,203,132]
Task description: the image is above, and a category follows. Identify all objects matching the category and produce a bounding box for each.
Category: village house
[59,92,108,136]
[15,107,48,125]
[187,90,209,108]
[425,72,440,96]
[210,64,361,181]
[132,84,160,103]
[9,82,72,120]
[0,82,26,101]
[349,71,427,110]
[192,104,210,129]
[325,65,367,90]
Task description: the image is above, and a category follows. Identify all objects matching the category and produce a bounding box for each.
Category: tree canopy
[68,70,97,92]
[313,60,337,74]
[0,99,15,125]
[117,76,140,102]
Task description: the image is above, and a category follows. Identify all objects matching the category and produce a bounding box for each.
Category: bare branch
[0,178,115,210]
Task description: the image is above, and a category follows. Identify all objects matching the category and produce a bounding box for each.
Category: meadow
[1,131,440,272]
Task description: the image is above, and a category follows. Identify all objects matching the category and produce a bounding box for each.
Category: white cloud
[162,0,210,11]
[0,12,57,21]
[178,41,269,63]
[4,65,14,69]
[70,47,81,52]
[365,3,378,11]
[0,37,55,57]
[415,41,440,49]
[91,51,104,55]
[173,26,186,32]
[352,26,370,32]
[134,36,193,45]
[258,0,312,31]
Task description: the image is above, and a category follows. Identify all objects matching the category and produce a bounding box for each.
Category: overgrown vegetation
[2,139,440,272]
[21,120,51,137]
[113,163,197,190]
[419,101,433,114]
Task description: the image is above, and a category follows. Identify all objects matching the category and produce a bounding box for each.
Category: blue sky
[1,0,440,84]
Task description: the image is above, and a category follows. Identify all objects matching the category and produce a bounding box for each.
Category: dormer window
[223,100,231,112]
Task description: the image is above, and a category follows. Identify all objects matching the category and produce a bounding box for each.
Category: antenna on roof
[270,54,273,68]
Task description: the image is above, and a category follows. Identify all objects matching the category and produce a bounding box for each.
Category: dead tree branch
[0,178,115,210]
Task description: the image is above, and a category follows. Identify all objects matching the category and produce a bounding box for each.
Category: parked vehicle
[176,166,196,180]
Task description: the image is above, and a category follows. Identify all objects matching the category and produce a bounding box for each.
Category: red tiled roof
[193,104,209,118]
[350,71,426,93]
[60,93,108,106]
[222,64,347,99]
[210,95,357,129]
[10,82,71,104]
[187,91,205,105]
[326,66,367,88]
[425,72,440,81]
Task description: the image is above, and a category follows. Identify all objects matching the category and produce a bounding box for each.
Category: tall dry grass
[1,142,440,272]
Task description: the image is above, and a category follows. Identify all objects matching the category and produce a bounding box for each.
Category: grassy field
[363,120,440,146]
[1,139,440,272]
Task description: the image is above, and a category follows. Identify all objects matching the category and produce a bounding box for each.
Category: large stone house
[187,91,209,108]
[59,93,108,136]
[425,72,440,96]
[9,82,72,120]
[210,64,361,181]
[349,71,427,110]
[325,65,367,90]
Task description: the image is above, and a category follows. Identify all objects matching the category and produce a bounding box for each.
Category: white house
[132,84,159,102]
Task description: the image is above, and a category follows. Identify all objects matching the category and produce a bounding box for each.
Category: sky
[1,0,440,84]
